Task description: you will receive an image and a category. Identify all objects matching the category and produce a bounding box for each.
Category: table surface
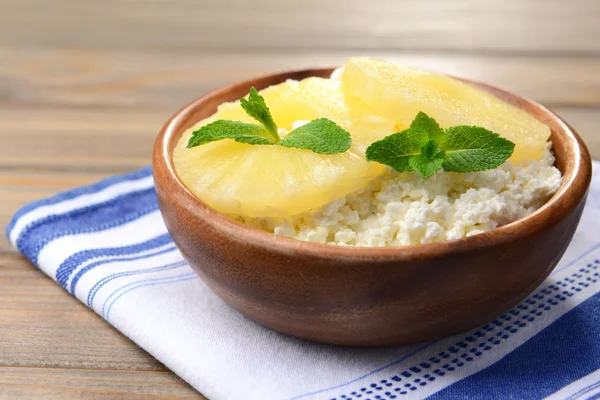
[1,0,599,398]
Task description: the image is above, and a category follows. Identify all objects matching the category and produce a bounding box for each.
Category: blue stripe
[553,242,600,275]
[290,343,434,400]
[5,167,151,240]
[104,272,197,320]
[17,187,158,265]
[427,293,600,400]
[587,392,600,400]
[87,258,185,308]
[56,233,173,289]
[318,256,600,400]
[70,244,178,295]
[101,272,196,317]
[567,380,600,400]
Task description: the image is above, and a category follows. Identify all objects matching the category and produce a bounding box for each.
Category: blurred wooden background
[1,0,599,398]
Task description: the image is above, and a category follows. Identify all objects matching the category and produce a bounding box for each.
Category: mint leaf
[365,112,515,178]
[441,126,515,172]
[278,118,351,155]
[409,140,445,178]
[240,87,279,141]
[365,118,430,172]
[187,120,274,148]
[420,139,443,159]
[186,89,354,156]
[410,111,445,144]
[365,132,419,172]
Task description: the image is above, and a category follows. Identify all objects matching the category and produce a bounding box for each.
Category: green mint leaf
[440,126,515,173]
[240,87,279,141]
[420,140,444,160]
[410,111,445,143]
[187,120,274,148]
[409,156,445,179]
[409,140,445,178]
[365,125,429,172]
[365,111,515,179]
[277,118,352,155]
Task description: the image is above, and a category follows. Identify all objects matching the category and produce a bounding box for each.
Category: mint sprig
[366,112,515,179]
[240,87,279,141]
[278,118,352,155]
[187,87,351,155]
[187,120,274,147]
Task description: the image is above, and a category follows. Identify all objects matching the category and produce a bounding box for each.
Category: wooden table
[1,1,599,398]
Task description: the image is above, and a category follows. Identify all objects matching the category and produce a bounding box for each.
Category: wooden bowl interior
[158,67,590,260]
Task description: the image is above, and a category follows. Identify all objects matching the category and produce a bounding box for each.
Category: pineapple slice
[342,57,551,162]
[173,77,395,218]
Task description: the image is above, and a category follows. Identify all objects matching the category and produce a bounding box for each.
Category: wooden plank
[1,0,599,54]
[0,254,169,371]
[0,108,161,172]
[1,105,597,178]
[0,253,205,397]
[2,48,600,110]
[1,47,600,176]
[0,366,203,399]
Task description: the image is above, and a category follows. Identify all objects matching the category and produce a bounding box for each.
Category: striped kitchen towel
[6,162,600,400]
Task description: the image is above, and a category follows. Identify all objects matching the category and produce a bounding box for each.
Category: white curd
[239,143,562,246]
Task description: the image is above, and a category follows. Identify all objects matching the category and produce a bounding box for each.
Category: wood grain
[0,254,163,370]
[1,0,599,396]
[0,105,597,180]
[0,367,201,399]
[2,48,600,110]
[2,0,599,54]
[0,253,205,399]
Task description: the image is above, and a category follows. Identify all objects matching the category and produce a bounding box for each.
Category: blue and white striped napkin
[6,163,600,400]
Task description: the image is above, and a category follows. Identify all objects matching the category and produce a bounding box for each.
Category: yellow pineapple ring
[342,57,551,162]
[173,77,395,218]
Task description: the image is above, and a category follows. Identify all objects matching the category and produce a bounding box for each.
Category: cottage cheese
[239,142,562,246]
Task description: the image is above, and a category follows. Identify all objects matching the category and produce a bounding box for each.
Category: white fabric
[7,163,600,400]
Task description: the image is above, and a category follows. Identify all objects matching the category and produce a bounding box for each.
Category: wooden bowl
[153,68,592,346]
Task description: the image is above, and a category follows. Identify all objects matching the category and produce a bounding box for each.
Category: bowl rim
[153,67,592,261]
